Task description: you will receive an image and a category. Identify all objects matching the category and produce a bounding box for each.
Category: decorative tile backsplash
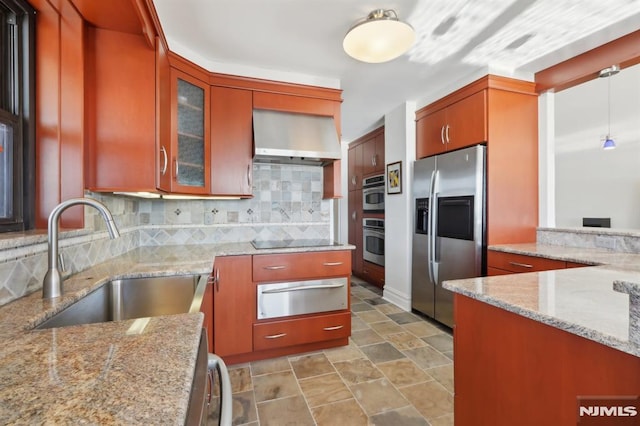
[0,163,332,307]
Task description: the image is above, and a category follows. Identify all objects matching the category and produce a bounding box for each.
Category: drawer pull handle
[509,261,533,269]
[265,333,287,339]
[264,265,286,270]
[323,325,344,331]
[262,283,345,294]
[322,262,343,266]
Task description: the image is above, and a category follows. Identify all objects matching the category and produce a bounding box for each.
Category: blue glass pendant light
[599,65,620,150]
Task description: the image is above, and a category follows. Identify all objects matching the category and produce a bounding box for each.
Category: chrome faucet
[42,198,121,299]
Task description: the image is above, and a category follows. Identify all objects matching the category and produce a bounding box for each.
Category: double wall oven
[361,173,385,267]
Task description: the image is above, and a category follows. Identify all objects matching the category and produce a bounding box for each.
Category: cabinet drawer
[487,251,566,273]
[253,250,351,282]
[253,311,351,351]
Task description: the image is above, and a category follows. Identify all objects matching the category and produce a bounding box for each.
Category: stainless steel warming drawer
[257,277,349,320]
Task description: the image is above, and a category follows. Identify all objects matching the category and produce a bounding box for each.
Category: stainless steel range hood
[253,109,341,166]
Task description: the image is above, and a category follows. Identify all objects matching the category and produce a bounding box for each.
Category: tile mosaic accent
[0,164,332,307]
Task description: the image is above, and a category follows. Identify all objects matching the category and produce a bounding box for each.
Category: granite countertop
[0,241,353,424]
[443,243,640,357]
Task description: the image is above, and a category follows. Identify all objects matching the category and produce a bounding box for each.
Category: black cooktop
[251,239,340,250]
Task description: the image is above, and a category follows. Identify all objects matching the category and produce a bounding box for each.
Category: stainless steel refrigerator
[411,144,486,328]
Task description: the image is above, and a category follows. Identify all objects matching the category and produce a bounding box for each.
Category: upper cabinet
[348,142,363,191]
[210,86,253,197]
[416,90,487,159]
[84,28,156,194]
[362,133,384,177]
[79,0,343,200]
[169,69,211,194]
[349,127,385,191]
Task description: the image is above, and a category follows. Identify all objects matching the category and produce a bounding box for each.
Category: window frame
[0,0,35,232]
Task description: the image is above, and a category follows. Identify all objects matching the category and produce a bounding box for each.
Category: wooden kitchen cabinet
[212,255,253,358]
[454,294,640,425]
[201,274,214,352]
[165,68,211,194]
[247,250,352,363]
[487,250,588,275]
[253,250,351,282]
[362,260,384,288]
[210,86,253,197]
[416,90,487,159]
[348,142,364,191]
[253,311,351,351]
[348,190,364,276]
[362,132,385,177]
[221,250,352,365]
[84,28,156,193]
[347,126,384,287]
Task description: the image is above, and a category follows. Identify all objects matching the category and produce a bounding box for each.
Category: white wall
[554,62,640,229]
[382,102,416,310]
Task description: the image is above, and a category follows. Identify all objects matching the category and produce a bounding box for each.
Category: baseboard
[382,286,411,311]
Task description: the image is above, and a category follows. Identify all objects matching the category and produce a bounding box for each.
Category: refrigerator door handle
[427,170,437,284]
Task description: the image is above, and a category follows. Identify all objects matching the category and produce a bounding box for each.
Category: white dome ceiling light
[343,9,415,63]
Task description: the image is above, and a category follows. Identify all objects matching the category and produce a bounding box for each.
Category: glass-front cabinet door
[170,69,210,194]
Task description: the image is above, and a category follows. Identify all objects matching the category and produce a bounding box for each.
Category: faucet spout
[42,198,121,299]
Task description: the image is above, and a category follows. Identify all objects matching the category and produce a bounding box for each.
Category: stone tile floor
[208,276,454,425]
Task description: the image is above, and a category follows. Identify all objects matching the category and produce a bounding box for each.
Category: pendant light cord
[607,74,611,137]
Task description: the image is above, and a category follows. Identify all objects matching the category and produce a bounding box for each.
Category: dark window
[0,0,34,232]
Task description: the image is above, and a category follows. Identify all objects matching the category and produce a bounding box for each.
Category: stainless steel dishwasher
[186,329,232,426]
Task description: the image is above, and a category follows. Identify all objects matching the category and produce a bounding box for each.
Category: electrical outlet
[595,236,616,250]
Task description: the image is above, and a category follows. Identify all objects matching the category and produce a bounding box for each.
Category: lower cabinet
[212,250,352,364]
[200,275,214,353]
[212,255,254,357]
[454,294,640,425]
[362,261,384,288]
[253,312,351,351]
[487,250,588,275]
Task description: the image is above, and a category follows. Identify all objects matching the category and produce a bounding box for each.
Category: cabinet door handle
[352,211,356,221]
[323,325,344,331]
[247,163,251,188]
[160,146,168,176]
[440,126,445,144]
[351,176,356,186]
[174,158,179,179]
[509,261,533,269]
[372,155,376,166]
[445,125,450,143]
[214,268,220,291]
[262,283,345,294]
[265,333,287,339]
[263,265,286,270]
[323,262,343,266]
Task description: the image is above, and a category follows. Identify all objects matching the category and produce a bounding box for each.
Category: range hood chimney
[253,109,341,166]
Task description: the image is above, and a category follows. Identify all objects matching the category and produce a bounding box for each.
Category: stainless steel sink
[36,275,208,329]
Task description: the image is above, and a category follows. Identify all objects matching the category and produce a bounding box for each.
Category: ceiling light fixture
[343,9,415,63]
[599,65,620,150]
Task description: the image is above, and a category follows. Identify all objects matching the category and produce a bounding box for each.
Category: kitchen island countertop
[0,241,353,424]
[444,243,640,357]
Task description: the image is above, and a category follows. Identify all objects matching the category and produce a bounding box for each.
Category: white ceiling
[151,0,640,142]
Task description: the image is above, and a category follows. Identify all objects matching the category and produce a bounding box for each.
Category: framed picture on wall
[386,161,402,194]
